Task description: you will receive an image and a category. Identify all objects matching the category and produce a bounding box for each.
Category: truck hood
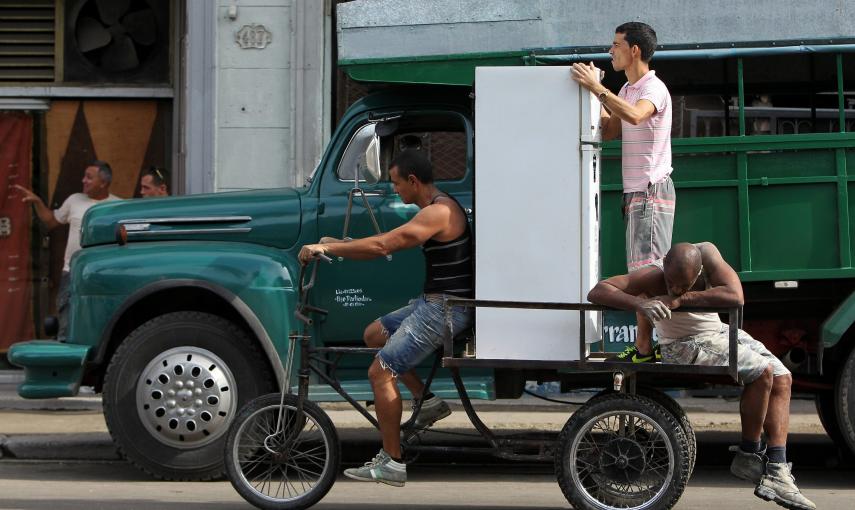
[80,188,302,249]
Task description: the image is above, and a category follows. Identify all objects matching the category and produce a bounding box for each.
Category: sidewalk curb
[0,433,121,462]
[0,429,848,470]
[0,371,23,384]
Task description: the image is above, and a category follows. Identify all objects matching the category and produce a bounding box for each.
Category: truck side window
[389,131,467,181]
[337,113,469,183]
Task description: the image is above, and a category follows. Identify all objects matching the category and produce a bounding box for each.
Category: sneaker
[754,462,816,510]
[610,344,656,363]
[343,449,407,487]
[729,445,766,484]
[403,396,451,432]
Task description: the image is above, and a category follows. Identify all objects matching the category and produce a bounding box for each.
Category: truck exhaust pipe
[782,348,807,370]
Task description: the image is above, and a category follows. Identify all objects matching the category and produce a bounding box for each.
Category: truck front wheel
[103,311,274,480]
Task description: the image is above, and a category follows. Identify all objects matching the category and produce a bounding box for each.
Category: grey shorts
[659,326,790,385]
[624,176,675,272]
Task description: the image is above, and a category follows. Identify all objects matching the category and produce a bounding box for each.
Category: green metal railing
[600,132,855,280]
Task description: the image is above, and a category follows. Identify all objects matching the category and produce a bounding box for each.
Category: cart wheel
[635,388,697,478]
[593,388,697,478]
[555,393,690,510]
[225,393,340,510]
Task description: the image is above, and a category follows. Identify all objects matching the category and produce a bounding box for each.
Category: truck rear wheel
[815,390,845,449]
[103,311,274,480]
[835,346,855,457]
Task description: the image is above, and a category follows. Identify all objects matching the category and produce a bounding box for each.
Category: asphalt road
[0,460,852,510]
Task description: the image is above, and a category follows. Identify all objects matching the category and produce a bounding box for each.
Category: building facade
[0,0,333,349]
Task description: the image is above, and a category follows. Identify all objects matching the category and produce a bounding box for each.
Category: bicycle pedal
[402,427,428,443]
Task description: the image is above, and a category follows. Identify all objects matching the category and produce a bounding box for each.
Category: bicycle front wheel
[225,393,340,510]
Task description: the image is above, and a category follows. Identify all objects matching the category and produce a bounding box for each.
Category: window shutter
[0,0,56,82]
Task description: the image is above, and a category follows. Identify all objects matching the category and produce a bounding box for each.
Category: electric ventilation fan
[64,0,169,83]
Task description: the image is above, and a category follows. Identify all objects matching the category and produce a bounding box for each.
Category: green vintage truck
[10,42,855,480]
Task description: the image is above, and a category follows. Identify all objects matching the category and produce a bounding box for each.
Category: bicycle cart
[223,258,741,510]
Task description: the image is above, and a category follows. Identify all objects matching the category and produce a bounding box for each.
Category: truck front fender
[821,290,855,374]
[71,241,301,388]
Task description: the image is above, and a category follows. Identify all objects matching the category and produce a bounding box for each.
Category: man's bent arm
[587,275,645,310]
[32,200,60,230]
[600,93,656,126]
[14,185,60,230]
[301,205,448,262]
[673,243,744,308]
[600,110,622,140]
[571,63,657,126]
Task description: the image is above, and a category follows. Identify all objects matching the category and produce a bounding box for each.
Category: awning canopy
[341,40,855,86]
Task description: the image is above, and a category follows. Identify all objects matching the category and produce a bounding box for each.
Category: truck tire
[555,393,690,510]
[103,311,274,480]
[815,390,846,449]
[836,346,855,457]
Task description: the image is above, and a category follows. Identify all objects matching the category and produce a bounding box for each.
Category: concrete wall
[184,0,331,194]
[338,0,855,61]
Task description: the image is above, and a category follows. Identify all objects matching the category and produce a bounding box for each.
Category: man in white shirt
[14,160,120,338]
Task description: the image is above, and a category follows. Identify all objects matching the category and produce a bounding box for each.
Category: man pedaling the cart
[587,242,815,510]
[299,149,473,487]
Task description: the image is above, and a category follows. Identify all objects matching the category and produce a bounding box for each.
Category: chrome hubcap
[136,346,236,449]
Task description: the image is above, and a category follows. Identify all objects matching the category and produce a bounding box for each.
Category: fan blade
[123,9,157,46]
[101,34,139,71]
[76,16,111,53]
[96,0,131,26]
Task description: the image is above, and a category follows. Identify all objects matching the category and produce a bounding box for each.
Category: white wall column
[183,1,217,195]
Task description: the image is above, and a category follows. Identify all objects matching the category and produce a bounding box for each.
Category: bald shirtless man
[588,242,815,510]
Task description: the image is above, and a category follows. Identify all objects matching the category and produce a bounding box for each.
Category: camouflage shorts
[659,326,790,385]
[623,176,675,272]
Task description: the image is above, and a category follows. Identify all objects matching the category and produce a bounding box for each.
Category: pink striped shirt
[618,70,673,193]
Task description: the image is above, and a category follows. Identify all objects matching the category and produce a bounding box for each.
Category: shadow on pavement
[0,501,248,510]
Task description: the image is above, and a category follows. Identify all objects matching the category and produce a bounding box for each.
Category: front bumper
[7,341,91,398]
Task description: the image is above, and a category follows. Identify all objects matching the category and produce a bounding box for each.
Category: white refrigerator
[474,66,601,361]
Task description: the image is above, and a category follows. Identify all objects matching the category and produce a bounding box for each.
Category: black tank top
[422,193,474,297]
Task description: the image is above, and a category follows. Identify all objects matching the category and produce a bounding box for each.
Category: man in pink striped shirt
[572,22,674,363]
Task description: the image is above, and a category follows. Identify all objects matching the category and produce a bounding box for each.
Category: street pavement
[0,461,852,510]
[1,369,852,508]
[0,372,846,468]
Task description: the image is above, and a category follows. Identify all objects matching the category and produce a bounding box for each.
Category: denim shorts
[376,294,473,376]
[659,325,790,385]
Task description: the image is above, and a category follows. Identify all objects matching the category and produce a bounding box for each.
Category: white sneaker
[343,449,407,487]
[404,396,451,432]
[754,462,816,510]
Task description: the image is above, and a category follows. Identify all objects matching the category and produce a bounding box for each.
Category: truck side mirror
[357,131,382,185]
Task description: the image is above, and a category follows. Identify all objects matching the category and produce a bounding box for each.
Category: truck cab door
[313,120,419,345]
[313,112,473,346]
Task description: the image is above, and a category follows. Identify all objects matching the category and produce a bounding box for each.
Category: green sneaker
[343,449,407,487]
[610,344,656,363]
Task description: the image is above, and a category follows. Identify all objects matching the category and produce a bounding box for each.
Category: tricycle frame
[289,295,740,463]
[225,258,742,510]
